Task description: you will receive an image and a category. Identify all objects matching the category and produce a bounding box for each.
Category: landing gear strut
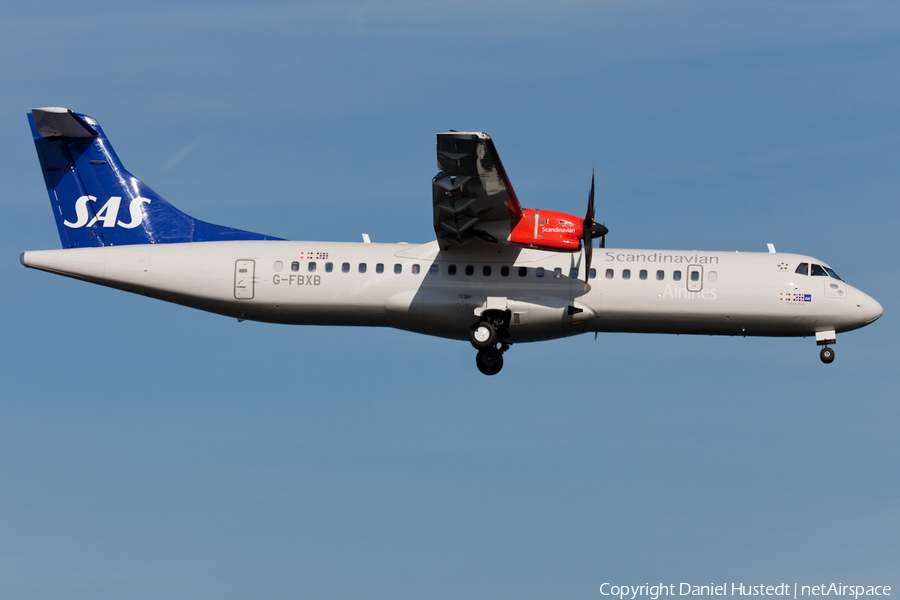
[471,311,511,375]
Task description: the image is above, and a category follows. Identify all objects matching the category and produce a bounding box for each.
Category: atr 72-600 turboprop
[21,108,882,374]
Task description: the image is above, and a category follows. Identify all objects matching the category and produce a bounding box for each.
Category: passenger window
[605,269,614,279]
[536,267,545,277]
[656,270,664,280]
[291,261,300,272]
[518,267,527,277]
[394,264,402,274]
[709,271,717,282]
[412,264,420,275]
[569,268,579,278]
[622,269,631,280]
[673,270,682,281]
[553,267,562,278]
[448,264,457,275]
[325,262,333,273]
[501,266,510,277]
[308,262,316,272]
[274,261,283,272]
[429,264,439,275]
[359,263,367,273]
[342,262,350,273]
[690,270,699,281]
[376,263,384,274]
[465,265,474,276]
[639,270,647,280]
[589,268,596,279]
[795,263,809,276]
[483,265,491,276]
[811,264,828,277]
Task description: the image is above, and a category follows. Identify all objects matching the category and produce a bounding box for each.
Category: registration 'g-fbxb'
[21,109,883,375]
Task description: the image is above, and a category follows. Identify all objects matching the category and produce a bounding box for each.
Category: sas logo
[780,292,812,302]
[64,195,151,229]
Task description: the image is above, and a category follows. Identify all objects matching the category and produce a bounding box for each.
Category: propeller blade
[584,238,593,292]
[583,174,594,291]
[586,171,595,224]
[583,171,607,291]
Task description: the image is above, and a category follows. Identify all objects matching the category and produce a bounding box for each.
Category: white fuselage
[21,240,882,343]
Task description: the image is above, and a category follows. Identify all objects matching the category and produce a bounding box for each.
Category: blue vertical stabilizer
[29,108,281,248]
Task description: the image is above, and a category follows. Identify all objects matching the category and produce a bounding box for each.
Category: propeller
[582,171,608,290]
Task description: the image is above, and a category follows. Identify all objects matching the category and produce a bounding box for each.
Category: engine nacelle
[509,208,583,252]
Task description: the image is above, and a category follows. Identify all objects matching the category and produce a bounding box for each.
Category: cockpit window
[823,266,843,281]
[798,262,842,280]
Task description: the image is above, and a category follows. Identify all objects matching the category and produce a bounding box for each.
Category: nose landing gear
[816,329,836,364]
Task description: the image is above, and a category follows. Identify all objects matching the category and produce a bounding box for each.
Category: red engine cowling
[509,208,583,251]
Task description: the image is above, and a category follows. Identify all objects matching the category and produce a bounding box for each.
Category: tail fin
[29,108,280,248]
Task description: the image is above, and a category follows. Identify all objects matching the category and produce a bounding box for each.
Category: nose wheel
[816,330,836,364]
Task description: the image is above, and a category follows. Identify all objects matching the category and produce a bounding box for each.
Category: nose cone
[863,294,884,324]
[836,287,883,333]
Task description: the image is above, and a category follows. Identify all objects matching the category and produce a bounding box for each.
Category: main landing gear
[470,312,511,376]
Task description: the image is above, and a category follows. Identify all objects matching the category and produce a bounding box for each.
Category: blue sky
[2,1,898,598]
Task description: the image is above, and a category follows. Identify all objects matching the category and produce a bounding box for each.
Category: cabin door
[234,260,255,299]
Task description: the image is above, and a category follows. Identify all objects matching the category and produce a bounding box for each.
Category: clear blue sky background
[2,2,898,598]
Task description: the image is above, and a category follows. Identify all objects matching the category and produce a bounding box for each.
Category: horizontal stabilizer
[31,107,98,139]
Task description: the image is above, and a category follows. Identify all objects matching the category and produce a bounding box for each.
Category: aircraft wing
[432,132,523,249]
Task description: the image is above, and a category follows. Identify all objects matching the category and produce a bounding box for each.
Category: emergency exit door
[687,265,703,292]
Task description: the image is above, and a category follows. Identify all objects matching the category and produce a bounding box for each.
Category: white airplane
[21,108,882,375]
